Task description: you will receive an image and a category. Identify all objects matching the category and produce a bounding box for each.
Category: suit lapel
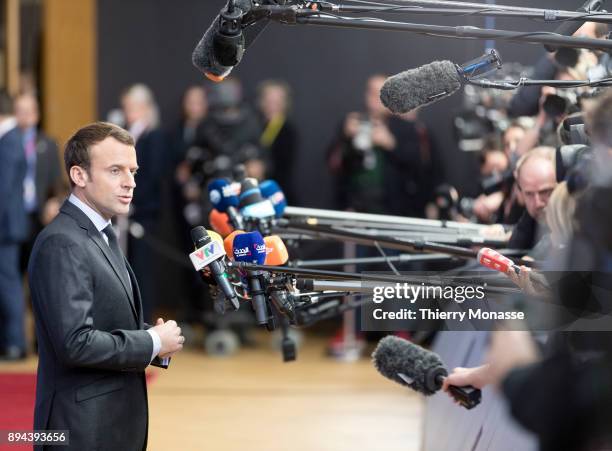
[60,201,138,322]
[88,230,138,321]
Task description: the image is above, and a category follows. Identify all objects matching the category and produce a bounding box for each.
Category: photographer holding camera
[327,74,435,217]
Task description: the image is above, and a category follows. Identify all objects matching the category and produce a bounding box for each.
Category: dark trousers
[0,243,26,351]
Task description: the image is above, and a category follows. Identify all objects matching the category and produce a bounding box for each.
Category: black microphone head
[372,336,446,396]
[192,18,233,80]
[192,0,253,81]
[190,226,211,249]
[239,177,264,208]
[380,60,462,114]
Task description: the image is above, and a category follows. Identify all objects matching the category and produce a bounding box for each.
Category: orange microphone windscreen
[209,209,234,237]
[264,235,289,265]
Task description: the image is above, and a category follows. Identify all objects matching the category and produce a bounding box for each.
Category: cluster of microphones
[185,0,612,416]
[183,174,537,408]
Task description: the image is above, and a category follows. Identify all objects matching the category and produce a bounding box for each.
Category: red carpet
[0,371,157,450]
[0,373,36,451]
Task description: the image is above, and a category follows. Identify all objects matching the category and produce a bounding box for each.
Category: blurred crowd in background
[0,21,611,366]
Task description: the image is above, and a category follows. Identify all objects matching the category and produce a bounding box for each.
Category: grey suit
[28,200,155,450]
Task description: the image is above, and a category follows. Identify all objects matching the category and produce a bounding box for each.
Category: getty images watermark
[360,272,534,332]
[360,271,612,332]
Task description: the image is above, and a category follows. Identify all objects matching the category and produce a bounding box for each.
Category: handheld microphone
[478,248,549,292]
[209,209,234,237]
[191,0,269,82]
[208,178,245,230]
[224,230,246,258]
[260,179,287,218]
[477,247,519,275]
[380,50,502,114]
[544,0,604,52]
[239,178,276,219]
[232,231,270,325]
[190,226,240,311]
[264,235,289,265]
[372,336,481,410]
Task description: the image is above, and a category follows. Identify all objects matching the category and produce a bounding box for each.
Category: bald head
[517,155,557,222]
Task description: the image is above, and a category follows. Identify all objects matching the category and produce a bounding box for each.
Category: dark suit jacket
[132,128,167,221]
[34,132,64,215]
[0,127,28,243]
[508,211,537,250]
[28,200,155,451]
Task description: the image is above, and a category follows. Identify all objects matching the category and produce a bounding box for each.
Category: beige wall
[42,0,96,147]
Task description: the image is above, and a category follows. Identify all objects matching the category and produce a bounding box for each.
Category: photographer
[327,74,434,217]
[471,136,510,224]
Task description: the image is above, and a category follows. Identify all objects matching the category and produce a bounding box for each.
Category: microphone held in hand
[372,336,481,409]
[477,247,519,275]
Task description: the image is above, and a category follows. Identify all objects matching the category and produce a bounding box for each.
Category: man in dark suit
[0,91,28,361]
[14,93,65,234]
[28,122,184,450]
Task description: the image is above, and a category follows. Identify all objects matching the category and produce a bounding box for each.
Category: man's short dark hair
[64,122,134,187]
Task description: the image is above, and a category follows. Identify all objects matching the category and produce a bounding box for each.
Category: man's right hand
[151,318,184,358]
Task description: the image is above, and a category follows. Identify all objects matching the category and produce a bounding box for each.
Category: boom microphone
[380,50,502,114]
[372,336,481,409]
[192,0,268,82]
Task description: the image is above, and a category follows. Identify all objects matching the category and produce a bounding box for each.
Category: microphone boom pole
[292,15,612,52]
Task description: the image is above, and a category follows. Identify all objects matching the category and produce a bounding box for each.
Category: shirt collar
[68,193,111,233]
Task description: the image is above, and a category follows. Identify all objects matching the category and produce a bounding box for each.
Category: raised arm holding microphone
[28,122,184,451]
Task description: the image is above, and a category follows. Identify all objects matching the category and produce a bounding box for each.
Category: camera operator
[193,78,263,181]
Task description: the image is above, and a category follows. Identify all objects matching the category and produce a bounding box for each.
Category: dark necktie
[102,225,131,287]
